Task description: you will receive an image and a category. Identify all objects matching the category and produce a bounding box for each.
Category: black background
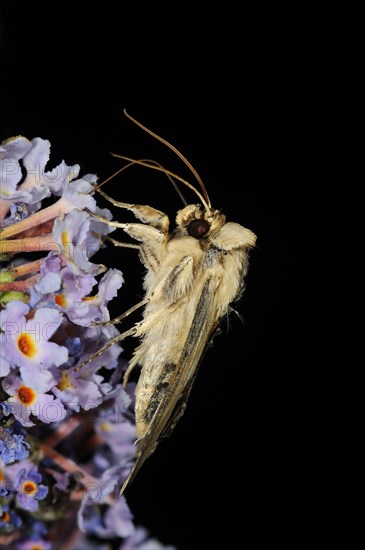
[0,6,293,549]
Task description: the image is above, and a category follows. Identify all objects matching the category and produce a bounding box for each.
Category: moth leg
[74,325,137,372]
[85,208,165,247]
[100,229,162,272]
[105,235,140,249]
[113,223,167,272]
[96,189,169,232]
[92,298,148,326]
[123,361,137,388]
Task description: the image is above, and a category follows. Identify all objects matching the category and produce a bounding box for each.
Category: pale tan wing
[120,275,221,493]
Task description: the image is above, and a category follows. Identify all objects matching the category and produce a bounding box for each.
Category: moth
[77,111,257,493]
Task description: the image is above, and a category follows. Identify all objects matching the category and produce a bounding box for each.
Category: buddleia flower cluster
[0,136,174,549]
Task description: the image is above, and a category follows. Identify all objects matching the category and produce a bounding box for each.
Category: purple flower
[49,470,70,492]
[60,266,97,303]
[15,521,51,548]
[46,161,80,197]
[51,367,105,412]
[57,173,97,211]
[67,268,124,332]
[95,388,135,459]
[0,425,29,464]
[17,539,52,550]
[80,497,135,540]
[16,138,53,205]
[0,301,68,372]
[0,137,55,206]
[30,259,98,314]
[103,498,135,538]
[0,503,22,531]
[78,466,134,538]
[3,370,66,427]
[0,136,32,161]
[15,467,48,512]
[32,254,62,298]
[52,209,105,275]
[121,527,176,550]
[0,137,32,201]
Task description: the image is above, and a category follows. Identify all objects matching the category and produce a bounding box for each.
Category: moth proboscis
[76,111,257,494]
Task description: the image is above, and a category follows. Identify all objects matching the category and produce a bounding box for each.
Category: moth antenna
[88,159,187,207]
[123,109,211,209]
[88,163,136,195]
[111,155,209,210]
[150,161,188,207]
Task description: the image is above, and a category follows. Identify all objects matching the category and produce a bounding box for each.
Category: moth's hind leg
[96,188,169,232]
[92,298,148,327]
[74,325,137,372]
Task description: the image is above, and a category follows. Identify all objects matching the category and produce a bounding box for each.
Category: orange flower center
[21,480,37,495]
[55,293,67,307]
[17,385,37,405]
[17,333,37,357]
[1,511,10,522]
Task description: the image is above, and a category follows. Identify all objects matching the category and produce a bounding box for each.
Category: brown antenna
[123,109,211,208]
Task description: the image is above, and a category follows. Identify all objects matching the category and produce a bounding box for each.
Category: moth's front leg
[96,189,169,232]
[117,223,167,272]
[85,208,167,270]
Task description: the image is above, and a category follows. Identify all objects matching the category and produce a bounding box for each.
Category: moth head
[176,205,226,239]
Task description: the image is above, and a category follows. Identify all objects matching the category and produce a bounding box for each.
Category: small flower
[52,209,105,275]
[78,466,134,538]
[0,136,32,161]
[121,527,177,550]
[48,470,70,492]
[31,254,63,298]
[17,538,52,550]
[79,497,135,540]
[31,261,97,313]
[0,301,68,371]
[3,371,66,427]
[15,521,51,549]
[95,387,135,459]
[0,503,22,531]
[57,173,97,212]
[15,467,48,512]
[0,425,29,464]
[0,137,32,201]
[67,268,124,332]
[51,368,105,412]
[0,137,53,207]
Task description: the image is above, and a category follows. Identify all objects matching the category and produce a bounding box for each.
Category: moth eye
[188,219,210,239]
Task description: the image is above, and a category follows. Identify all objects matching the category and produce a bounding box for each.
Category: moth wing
[120,276,220,494]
